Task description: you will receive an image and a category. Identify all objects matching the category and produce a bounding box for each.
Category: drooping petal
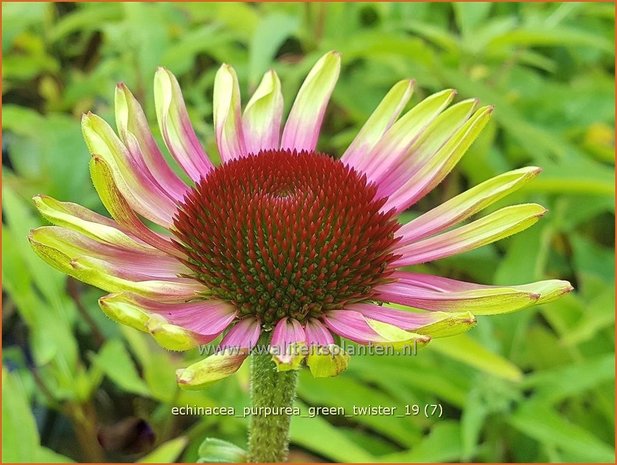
[281,51,341,151]
[359,89,457,180]
[154,67,214,180]
[382,105,493,212]
[341,79,414,169]
[29,228,201,301]
[304,318,334,346]
[349,303,476,338]
[176,349,250,389]
[322,310,430,348]
[89,155,180,256]
[394,204,547,266]
[270,318,306,371]
[30,226,188,281]
[306,345,350,378]
[33,194,153,251]
[82,112,177,227]
[219,318,261,350]
[390,271,574,311]
[99,292,236,350]
[213,64,246,162]
[397,167,542,245]
[242,70,284,153]
[115,83,189,201]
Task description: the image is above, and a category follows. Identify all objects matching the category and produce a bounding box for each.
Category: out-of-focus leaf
[91,339,151,397]
[138,436,188,463]
[510,401,615,462]
[381,422,462,462]
[248,14,299,88]
[431,334,523,382]
[290,401,375,462]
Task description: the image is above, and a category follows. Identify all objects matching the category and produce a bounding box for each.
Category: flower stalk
[247,336,299,463]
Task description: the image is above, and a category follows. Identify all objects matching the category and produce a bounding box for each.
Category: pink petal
[115,83,190,201]
[128,295,237,339]
[345,303,439,330]
[322,310,390,345]
[219,318,261,350]
[154,68,214,181]
[271,318,306,350]
[304,318,334,346]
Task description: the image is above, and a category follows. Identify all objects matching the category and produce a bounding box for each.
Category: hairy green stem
[247,340,299,463]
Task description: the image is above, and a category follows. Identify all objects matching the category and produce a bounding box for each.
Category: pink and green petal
[306,345,350,378]
[89,155,180,256]
[281,51,341,152]
[352,303,476,338]
[115,83,189,201]
[32,194,154,252]
[323,310,430,349]
[242,70,284,154]
[397,167,542,244]
[394,203,546,266]
[341,79,415,169]
[213,64,247,161]
[29,228,201,301]
[154,67,214,180]
[99,293,236,350]
[382,106,493,212]
[388,272,573,313]
[219,318,261,350]
[377,98,479,197]
[82,113,177,226]
[361,89,457,182]
[176,349,250,389]
[270,318,306,371]
[29,226,188,281]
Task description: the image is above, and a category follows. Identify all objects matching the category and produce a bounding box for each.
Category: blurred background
[2,2,615,463]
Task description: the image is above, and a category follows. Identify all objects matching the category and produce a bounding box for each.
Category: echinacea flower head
[30,52,573,387]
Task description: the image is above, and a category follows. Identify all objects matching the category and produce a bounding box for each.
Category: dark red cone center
[173,150,400,325]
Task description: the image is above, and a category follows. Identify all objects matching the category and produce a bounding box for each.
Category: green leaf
[91,339,151,397]
[139,436,188,463]
[510,401,615,462]
[430,333,523,382]
[381,422,462,462]
[290,401,375,462]
[197,438,246,463]
[2,369,40,462]
[248,14,299,88]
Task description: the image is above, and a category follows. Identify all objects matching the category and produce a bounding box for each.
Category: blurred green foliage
[2,2,615,463]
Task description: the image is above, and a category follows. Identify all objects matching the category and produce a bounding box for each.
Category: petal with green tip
[115,82,189,200]
[397,167,542,244]
[341,79,414,168]
[383,105,493,212]
[82,112,176,226]
[242,70,284,153]
[176,350,249,389]
[394,203,546,266]
[323,310,431,349]
[359,88,458,177]
[384,272,573,315]
[89,155,179,256]
[33,194,157,252]
[213,64,246,161]
[281,51,341,151]
[153,67,213,180]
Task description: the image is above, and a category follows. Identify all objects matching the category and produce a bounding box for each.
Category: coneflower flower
[30,51,572,387]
